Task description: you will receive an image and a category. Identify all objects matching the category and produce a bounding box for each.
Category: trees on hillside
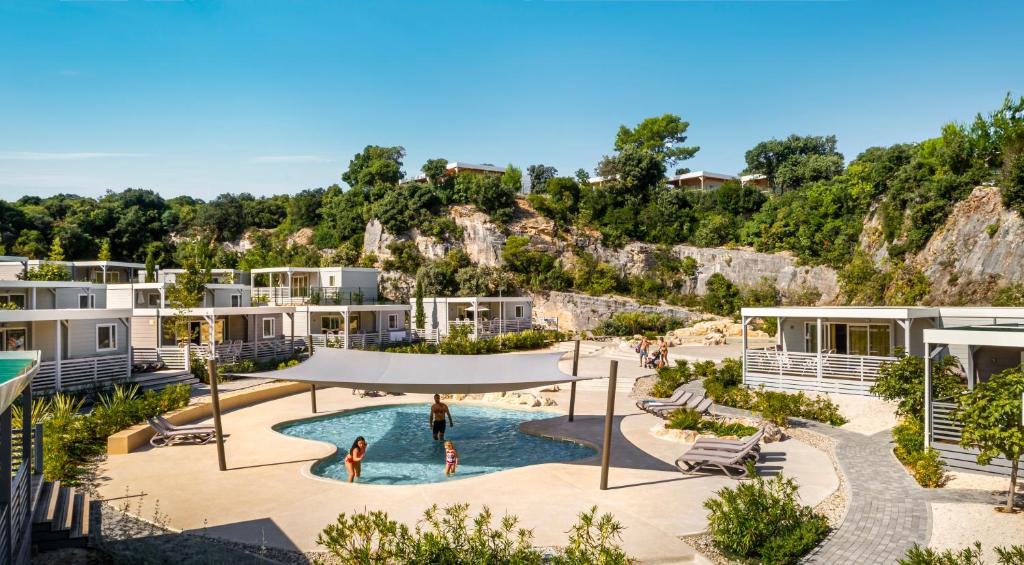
[743,134,845,194]
[614,114,699,172]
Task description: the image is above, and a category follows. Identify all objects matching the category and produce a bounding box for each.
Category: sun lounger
[155,415,215,433]
[636,388,692,411]
[652,396,712,418]
[693,430,764,454]
[148,417,216,447]
[675,439,760,479]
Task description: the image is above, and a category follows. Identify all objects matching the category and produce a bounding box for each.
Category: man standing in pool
[429,394,454,441]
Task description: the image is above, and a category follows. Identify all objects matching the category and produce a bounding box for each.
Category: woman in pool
[444,440,459,476]
[345,436,367,483]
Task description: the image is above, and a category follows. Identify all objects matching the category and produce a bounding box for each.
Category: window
[1,328,27,351]
[148,294,161,307]
[321,315,342,332]
[327,275,336,287]
[0,294,25,309]
[96,323,117,351]
[514,305,525,319]
[262,318,275,339]
[804,322,891,356]
[231,294,242,307]
[106,271,120,283]
[387,313,399,330]
[79,294,96,309]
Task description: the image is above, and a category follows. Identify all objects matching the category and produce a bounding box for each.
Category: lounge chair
[636,388,691,411]
[651,396,712,418]
[693,429,764,454]
[147,417,216,447]
[675,440,760,479]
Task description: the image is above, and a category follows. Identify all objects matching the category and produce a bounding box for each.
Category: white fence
[931,398,1021,475]
[133,346,188,369]
[310,330,412,350]
[744,349,896,396]
[190,338,306,364]
[33,354,130,393]
[447,319,533,338]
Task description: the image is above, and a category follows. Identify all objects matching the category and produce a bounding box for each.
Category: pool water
[276,403,595,484]
[0,359,30,383]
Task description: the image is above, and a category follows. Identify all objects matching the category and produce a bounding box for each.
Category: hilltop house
[250,266,379,306]
[666,171,737,191]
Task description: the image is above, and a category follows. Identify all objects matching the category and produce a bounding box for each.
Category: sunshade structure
[236,348,592,394]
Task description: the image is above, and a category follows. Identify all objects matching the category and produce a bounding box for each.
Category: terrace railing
[743,349,896,396]
[251,286,386,306]
[33,354,130,394]
[309,330,412,350]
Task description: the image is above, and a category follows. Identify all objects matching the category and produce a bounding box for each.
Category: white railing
[33,354,130,393]
[744,349,897,395]
[410,328,441,343]
[931,400,962,443]
[251,286,380,306]
[190,338,305,364]
[132,347,189,369]
[447,319,533,338]
[309,331,412,350]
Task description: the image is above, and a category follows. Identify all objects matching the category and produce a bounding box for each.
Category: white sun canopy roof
[236,348,591,394]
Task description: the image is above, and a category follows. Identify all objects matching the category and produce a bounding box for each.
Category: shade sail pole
[600,360,618,490]
[569,339,580,422]
[310,384,318,413]
[207,358,227,471]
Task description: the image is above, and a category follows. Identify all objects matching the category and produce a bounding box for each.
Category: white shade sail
[236,348,591,394]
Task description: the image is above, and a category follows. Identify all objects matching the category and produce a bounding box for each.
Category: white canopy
[236,348,591,394]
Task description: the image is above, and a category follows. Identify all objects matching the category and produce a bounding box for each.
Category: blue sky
[1,0,1022,199]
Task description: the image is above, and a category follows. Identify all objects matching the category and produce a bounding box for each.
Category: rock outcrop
[914,186,1024,303]
[531,291,699,332]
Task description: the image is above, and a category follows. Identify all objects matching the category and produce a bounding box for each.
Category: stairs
[130,369,199,391]
[32,478,90,551]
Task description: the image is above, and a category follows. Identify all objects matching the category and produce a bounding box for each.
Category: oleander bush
[705,473,830,565]
[315,503,633,565]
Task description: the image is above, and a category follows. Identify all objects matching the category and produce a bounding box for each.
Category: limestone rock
[761,422,785,443]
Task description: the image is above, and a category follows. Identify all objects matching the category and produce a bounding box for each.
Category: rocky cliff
[913,186,1024,303]
[364,200,841,303]
[532,291,699,332]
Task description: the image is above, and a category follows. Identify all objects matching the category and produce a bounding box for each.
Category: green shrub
[703,273,742,316]
[911,448,948,488]
[892,417,948,487]
[700,359,846,426]
[650,360,695,397]
[387,329,562,355]
[665,409,758,437]
[705,473,829,565]
[592,312,688,337]
[42,384,192,484]
[315,503,633,565]
[872,354,965,420]
[692,360,716,380]
[899,542,984,565]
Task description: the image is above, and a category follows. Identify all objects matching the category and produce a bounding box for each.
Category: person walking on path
[430,394,454,441]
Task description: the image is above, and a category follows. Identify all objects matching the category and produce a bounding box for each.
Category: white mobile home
[0,281,131,393]
[413,296,533,340]
[251,267,380,306]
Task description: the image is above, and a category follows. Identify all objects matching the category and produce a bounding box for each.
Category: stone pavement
[800,423,930,564]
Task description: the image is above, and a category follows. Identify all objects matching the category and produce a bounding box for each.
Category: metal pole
[310,384,317,413]
[207,358,227,471]
[569,339,580,422]
[600,360,618,490]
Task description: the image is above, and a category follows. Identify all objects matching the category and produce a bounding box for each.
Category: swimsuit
[446,450,456,464]
[433,419,447,435]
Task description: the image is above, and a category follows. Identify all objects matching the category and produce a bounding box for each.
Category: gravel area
[930,502,1024,561]
[679,426,848,564]
[810,393,897,436]
[631,374,656,399]
[945,470,1022,492]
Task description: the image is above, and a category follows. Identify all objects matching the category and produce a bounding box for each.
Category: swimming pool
[0,358,31,384]
[275,403,595,485]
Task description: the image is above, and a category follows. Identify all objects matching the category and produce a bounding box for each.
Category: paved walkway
[800,423,930,564]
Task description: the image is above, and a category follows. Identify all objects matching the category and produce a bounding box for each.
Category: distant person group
[344,394,458,482]
[637,337,669,369]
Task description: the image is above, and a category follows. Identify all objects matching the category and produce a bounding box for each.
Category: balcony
[743,348,897,395]
[251,286,384,306]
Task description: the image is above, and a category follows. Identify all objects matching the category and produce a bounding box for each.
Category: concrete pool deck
[96,354,840,564]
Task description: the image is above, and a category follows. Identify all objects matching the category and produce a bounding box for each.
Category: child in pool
[444,440,459,476]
